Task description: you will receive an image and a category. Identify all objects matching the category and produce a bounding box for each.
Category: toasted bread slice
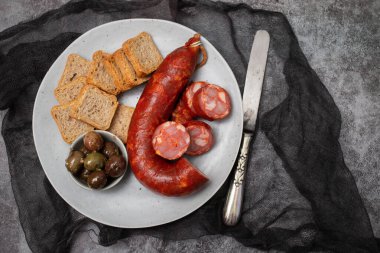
[92,50,108,62]
[54,76,87,105]
[107,105,135,143]
[103,57,124,91]
[86,51,120,95]
[58,54,90,87]
[51,102,94,144]
[70,85,118,130]
[122,32,163,77]
[112,49,149,91]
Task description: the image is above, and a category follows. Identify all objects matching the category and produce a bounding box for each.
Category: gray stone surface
[0,110,32,253]
[0,0,379,252]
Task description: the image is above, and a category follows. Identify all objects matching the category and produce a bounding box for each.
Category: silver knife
[223,30,270,226]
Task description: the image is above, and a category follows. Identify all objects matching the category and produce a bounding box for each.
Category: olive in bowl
[67,130,128,190]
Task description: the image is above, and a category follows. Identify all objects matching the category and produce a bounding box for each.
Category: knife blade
[243,30,270,132]
[223,30,270,226]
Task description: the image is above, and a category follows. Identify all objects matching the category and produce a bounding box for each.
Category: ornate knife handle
[222,132,253,226]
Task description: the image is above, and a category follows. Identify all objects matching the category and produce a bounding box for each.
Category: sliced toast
[107,105,135,143]
[122,32,163,77]
[86,51,120,95]
[92,50,108,62]
[103,57,124,91]
[58,54,90,87]
[112,49,149,91]
[54,76,87,105]
[70,85,118,130]
[51,102,94,144]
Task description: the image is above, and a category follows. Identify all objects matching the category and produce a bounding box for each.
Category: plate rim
[32,18,243,228]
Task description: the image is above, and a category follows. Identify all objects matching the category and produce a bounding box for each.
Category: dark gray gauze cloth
[0,0,378,252]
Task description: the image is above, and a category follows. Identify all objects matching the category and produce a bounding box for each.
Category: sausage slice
[152,121,190,160]
[184,81,208,114]
[193,84,231,121]
[184,121,214,156]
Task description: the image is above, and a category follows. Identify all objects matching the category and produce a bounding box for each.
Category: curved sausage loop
[197,45,208,69]
[127,34,208,196]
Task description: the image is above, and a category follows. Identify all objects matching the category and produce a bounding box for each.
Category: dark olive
[84,152,106,171]
[87,171,107,189]
[65,151,84,175]
[79,169,92,183]
[83,131,104,151]
[79,145,91,156]
[102,141,120,158]
[105,155,126,178]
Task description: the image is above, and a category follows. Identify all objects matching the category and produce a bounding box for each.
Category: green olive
[102,141,120,158]
[84,152,106,171]
[65,151,84,175]
[83,131,104,151]
[87,171,107,189]
[105,155,126,178]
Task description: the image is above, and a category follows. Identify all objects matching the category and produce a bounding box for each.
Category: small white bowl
[69,130,128,191]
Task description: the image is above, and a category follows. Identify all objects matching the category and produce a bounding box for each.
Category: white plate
[33,19,243,228]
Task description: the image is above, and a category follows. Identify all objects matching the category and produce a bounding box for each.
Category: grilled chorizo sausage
[127,34,208,196]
